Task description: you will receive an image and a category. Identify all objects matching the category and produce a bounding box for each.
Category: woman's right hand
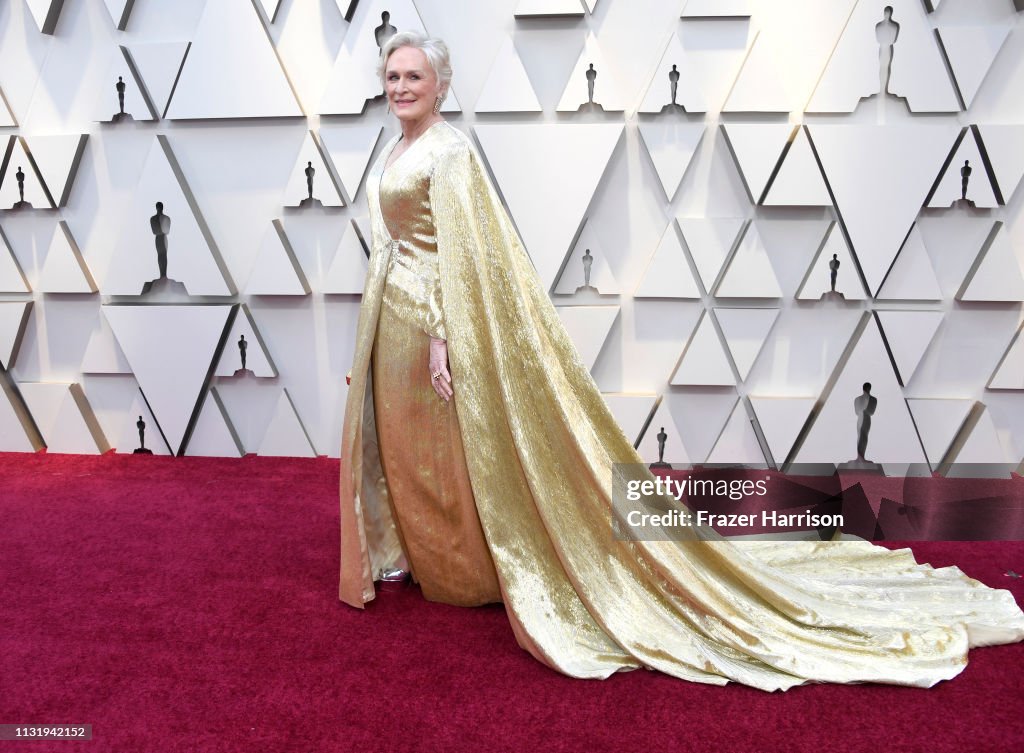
[429,337,453,402]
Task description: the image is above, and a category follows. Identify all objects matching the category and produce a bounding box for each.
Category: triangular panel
[246,221,310,296]
[323,220,369,295]
[706,398,766,465]
[126,42,191,119]
[988,323,1024,390]
[214,305,277,378]
[23,134,87,208]
[809,124,959,295]
[474,37,542,113]
[319,124,383,200]
[875,310,943,385]
[556,34,629,112]
[283,132,344,207]
[19,382,109,454]
[715,223,782,298]
[928,130,998,208]
[796,222,867,301]
[748,396,816,467]
[905,398,972,468]
[474,123,623,292]
[555,305,619,372]
[553,222,620,296]
[185,388,244,457]
[763,128,831,207]
[721,124,793,203]
[0,302,32,369]
[938,24,1011,109]
[98,46,154,122]
[876,224,942,301]
[38,221,97,293]
[677,217,744,292]
[958,223,1024,302]
[0,229,30,293]
[104,304,234,455]
[634,222,701,299]
[601,393,657,446]
[104,136,234,296]
[637,121,705,201]
[165,0,302,119]
[975,125,1024,204]
[514,0,585,17]
[116,392,172,455]
[257,389,317,457]
[716,307,779,381]
[670,312,734,386]
[637,33,708,113]
[81,311,132,374]
[0,138,51,209]
[637,399,691,466]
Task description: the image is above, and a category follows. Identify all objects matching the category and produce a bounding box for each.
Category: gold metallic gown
[339,121,1024,691]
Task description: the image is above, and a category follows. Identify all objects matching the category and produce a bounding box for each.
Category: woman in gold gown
[339,32,1024,691]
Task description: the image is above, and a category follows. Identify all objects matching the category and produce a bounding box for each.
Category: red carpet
[1,452,1022,753]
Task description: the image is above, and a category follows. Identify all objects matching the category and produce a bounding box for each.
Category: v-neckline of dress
[380,120,447,181]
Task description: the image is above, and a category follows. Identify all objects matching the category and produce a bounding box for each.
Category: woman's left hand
[429,337,453,402]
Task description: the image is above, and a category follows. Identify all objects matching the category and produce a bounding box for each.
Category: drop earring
[433,96,442,115]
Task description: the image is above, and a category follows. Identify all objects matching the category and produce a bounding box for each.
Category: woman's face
[385,46,443,123]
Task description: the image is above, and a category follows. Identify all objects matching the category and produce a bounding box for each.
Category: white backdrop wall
[1,0,1023,473]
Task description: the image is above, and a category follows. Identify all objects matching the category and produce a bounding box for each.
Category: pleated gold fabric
[339,120,1024,691]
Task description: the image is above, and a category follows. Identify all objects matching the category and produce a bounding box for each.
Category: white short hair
[377,31,452,92]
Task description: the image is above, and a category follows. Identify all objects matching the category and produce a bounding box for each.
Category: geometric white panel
[116,392,173,455]
[809,125,959,295]
[637,121,705,201]
[97,46,154,122]
[637,399,691,466]
[976,125,1024,204]
[474,37,542,113]
[283,132,344,207]
[928,131,998,208]
[0,302,31,370]
[905,398,972,468]
[474,123,623,292]
[214,305,277,378]
[988,324,1024,390]
[0,138,50,209]
[102,0,135,30]
[0,90,15,127]
[0,382,40,452]
[636,33,708,113]
[670,312,735,386]
[601,393,657,446]
[323,220,369,295]
[126,42,191,120]
[748,396,816,467]
[724,0,856,113]
[721,124,792,204]
[808,0,959,112]
[706,398,766,465]
[876,224,942,301]
[715,223,782,298]
[681,0,753,16]
[80,311,132,374]
[245,221,310,296]
[938,24,1011,109]
[514,0,585,18]
[165,0,302,119]
[25,0,64,34]
[797,222,867,301]
[23,134,88,208]
[582,0,598,11]
[320,0,461,115]
[0,228,30,292]
[951,405,1015,466]
[556,34,629,112]
[319,124,383,200]
[19,382,109,454]
[634,222,701,299]
[257,389,317,457]
[555,305,619,372]
[678,217,744,292]
[762,128,831,207]
[794,319,927,465]
[104,136,234,296]
[553,222,620,296]
[184,388,244,457]
[103,304,234,455]
[716,307,779,381]
[257,0,283,23]
[959,224,1024,302]
[875,310,943,386]
[38,221,97,293]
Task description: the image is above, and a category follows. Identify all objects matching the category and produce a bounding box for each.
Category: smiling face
[384,46,444,124]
